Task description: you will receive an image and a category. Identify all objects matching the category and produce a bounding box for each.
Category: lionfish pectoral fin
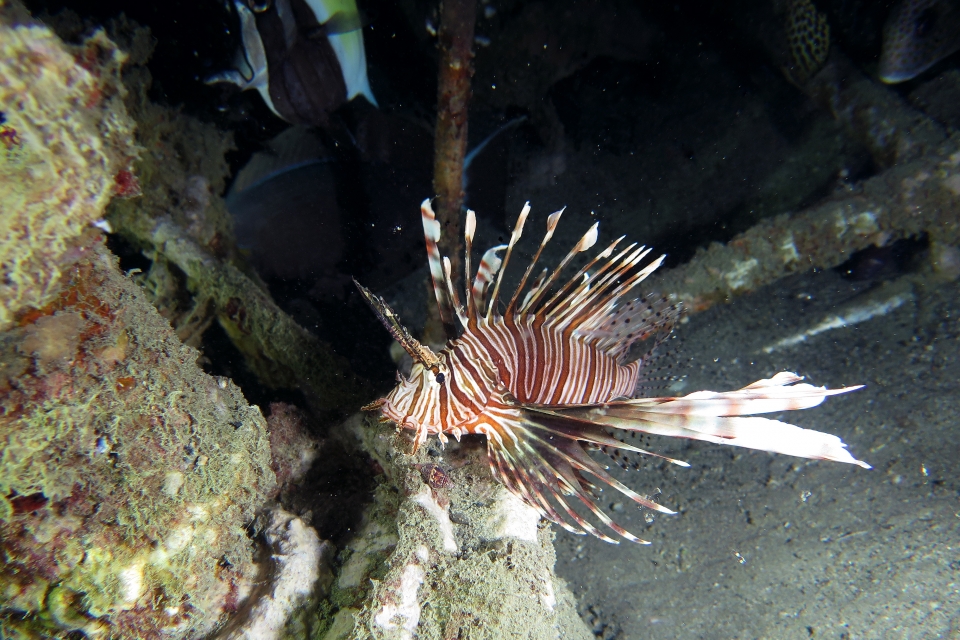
[561,372,871,469]
[476,396,668,543]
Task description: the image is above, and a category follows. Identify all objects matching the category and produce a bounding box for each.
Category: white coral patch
[539,576,556,611]
[723,258,759,291]
[851,211,879,235]
[485,490,540,542]
[162,471,184,497]
[779,234,800,263]
[224,509,324,640]
[118,561,145,606]
[165,525,194,554]
[187,503,210,521]
[412,488,458,553]
[374,562,425,639]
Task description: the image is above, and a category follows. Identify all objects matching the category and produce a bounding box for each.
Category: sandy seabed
[555,268,960,639]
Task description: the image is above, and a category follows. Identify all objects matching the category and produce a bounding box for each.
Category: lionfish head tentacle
[354,279,440,370]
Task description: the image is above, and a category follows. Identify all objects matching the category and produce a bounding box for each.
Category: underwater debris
[357,200,868,545]
[654,141,960,312]
[0,9,139,331]
[761,276,917,353]
[0,246,277,639]
[879,0,960,84]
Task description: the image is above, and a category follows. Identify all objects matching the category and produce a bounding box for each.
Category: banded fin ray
[476,373,868,543]
[421,199,458,337]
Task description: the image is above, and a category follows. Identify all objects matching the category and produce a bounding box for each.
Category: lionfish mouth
[358,199,870,545]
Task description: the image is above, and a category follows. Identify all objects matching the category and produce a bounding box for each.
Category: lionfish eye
[435,372,446,384]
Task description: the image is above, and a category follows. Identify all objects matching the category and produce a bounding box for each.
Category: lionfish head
[379,359,448,434]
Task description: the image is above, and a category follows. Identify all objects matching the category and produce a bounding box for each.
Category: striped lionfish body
[357,199,870,544]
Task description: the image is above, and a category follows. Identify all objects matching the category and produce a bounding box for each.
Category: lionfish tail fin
[570,372,871,468]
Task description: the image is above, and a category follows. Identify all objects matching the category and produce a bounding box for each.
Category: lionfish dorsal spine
[519,268,550,314]
[521,222,601,317]
[540,239,634,323]
[504,208,565,320]
[421,200,456,331]
[464,209,477,319]
[562,247,657,330]
[486,201,531,320]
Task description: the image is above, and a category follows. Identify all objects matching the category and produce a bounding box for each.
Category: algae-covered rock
[0,7,139,331]
[0,245,277,638]
[318,414,592,640]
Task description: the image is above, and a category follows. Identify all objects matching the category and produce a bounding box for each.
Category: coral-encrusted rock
[318,414,592,640]
[0,6,140,331]
[0,247,277,638]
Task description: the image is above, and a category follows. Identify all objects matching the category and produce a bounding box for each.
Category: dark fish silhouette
[880,0,960,83]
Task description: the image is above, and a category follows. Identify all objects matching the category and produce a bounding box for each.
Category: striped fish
[357,199,870,544]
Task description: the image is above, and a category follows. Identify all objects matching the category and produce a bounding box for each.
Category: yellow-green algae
[0,7,139,331]
[0,246,277,638]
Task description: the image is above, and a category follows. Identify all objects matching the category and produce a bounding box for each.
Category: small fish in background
[207,0,376,127]
[879,0,960,83]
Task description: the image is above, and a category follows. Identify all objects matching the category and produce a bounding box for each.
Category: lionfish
[357,200,870,544]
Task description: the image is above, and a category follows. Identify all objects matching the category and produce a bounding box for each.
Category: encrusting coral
[0,245,278,638]
[0,5,139,331]
[313,414,592,640]
[0,6,289,637]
